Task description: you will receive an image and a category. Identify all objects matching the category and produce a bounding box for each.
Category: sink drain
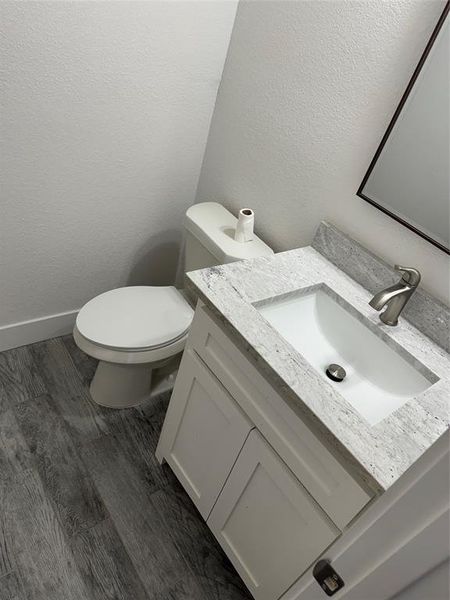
[325,364,346,382]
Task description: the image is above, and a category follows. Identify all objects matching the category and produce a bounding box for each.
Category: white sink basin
[256,286,435,426]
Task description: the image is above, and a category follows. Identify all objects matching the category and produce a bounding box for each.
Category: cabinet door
[208,430,339,600]
[156,349,253,518]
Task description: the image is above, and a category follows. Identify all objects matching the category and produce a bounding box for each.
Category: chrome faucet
[369,265,421,326]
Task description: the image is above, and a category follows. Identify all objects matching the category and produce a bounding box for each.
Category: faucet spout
[369,282,412,311]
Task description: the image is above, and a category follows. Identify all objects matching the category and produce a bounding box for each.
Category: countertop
[187,246,449,492]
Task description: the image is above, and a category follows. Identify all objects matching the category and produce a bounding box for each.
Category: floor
[0,335,251,600]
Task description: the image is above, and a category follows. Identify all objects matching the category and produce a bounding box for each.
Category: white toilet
[74,202,274,408]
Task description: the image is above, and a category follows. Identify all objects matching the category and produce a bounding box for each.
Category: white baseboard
[0,309,79,352]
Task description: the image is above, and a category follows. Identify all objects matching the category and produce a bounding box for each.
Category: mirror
[357,3,449,255]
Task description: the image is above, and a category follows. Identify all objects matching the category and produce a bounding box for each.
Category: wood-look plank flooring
[0,336,251,600]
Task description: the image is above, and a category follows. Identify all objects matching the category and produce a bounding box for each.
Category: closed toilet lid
[76,286,194,350]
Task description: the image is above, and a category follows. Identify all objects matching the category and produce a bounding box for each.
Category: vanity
[156,223,449,600]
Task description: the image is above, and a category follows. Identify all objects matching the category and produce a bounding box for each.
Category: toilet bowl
[74,202,274,408]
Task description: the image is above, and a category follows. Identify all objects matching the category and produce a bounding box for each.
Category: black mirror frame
[357,1,450,255]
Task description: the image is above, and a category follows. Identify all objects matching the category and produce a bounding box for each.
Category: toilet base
[90,360,154,409]
[73,325,187,409]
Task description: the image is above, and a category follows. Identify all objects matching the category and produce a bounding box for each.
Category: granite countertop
[187,245,449,492]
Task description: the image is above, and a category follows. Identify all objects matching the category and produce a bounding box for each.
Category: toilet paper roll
[234,208,255,243]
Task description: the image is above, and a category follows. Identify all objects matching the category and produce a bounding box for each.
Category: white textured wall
[196,0,450,304]
[0,1,237,328]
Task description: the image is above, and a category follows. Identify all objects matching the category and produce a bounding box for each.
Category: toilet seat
[73,325,189,365]
[76,286,194,352]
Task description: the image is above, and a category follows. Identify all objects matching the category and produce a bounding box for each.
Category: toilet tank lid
[185,202,274,264]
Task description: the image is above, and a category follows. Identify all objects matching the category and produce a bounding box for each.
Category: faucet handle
[394,265,421,287]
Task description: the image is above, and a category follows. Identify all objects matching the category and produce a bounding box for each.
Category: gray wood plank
[0,479,15,579]
[0,346,46,413]
[81,435,191,599]
[0,409,33,484]
[1,470,89,600]
[14,395,105,538]
[137,390,172,451]
[104,393,175,493]
[29,338,108,442]
[0,572,23,600]
[151,482,251,600]
[61,335,98,385]
[69,518,148,600]
[160,576,210,600]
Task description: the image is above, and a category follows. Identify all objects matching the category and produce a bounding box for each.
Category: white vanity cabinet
[156,302,374,600]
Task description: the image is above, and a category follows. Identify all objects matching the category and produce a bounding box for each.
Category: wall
[196,0,450,304]
[0,0,237,348]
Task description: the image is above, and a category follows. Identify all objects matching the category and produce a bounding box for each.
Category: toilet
[74,202,274,408]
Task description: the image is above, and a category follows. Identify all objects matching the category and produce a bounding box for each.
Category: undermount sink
[255,286,436,426]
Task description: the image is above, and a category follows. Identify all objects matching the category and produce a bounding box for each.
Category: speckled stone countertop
[187,245,449,492]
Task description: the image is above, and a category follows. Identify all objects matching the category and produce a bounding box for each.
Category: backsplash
[312,222,450,353]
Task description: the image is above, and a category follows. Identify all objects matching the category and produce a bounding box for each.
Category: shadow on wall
[126,229,182,287]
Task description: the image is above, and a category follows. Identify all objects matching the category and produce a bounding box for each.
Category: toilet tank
[184,202,274,272]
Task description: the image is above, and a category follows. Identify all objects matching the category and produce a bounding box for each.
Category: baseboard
[0,309,79,352]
